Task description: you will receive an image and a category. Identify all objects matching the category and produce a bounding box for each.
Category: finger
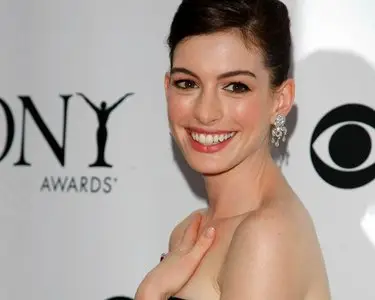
[178,213,202,251]
[178,213,202,252]
[152,227,215,296]
[186,226,215,262]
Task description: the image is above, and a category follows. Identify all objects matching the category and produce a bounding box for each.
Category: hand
[135,213,216,300]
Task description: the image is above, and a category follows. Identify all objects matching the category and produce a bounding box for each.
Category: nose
[193,90,223,125]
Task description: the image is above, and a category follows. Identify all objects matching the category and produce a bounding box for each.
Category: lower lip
[189,134,235,153]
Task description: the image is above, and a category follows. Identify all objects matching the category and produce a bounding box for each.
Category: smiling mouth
[189,130,236,146]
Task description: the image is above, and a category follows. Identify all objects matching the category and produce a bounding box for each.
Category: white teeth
[198,134,205,144]
[206,134,213,144]
[190,131,236,146]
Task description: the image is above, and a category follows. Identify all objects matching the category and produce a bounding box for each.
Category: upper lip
[187,127,237,134]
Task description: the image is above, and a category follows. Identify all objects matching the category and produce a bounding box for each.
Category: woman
[136,0,331,299]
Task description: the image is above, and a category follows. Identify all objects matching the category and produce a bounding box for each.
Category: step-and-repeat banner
[0,1,374,299]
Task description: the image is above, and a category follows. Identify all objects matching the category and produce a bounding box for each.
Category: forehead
[172,30,267,76]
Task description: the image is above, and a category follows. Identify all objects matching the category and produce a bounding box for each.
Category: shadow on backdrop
[295,50,375,300]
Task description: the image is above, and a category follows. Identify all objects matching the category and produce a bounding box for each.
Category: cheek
[232,98,265,130]
[167,91,191,125]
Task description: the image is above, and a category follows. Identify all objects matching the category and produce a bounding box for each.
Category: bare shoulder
[231,197,308,259]
[235,194,314,243]
[168,208,207,251]
[233,194,317,266]
[219,197,317,299]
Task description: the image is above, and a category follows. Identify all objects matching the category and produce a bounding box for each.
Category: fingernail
[205,227,215,238]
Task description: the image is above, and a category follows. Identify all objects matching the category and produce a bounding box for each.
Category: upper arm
[168,209,206,252]
[220,214,307,300]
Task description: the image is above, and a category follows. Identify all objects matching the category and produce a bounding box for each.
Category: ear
[271,78,295,123]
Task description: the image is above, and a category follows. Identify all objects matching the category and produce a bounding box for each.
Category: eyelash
[172,79,251,94]
[172,79,198,90]
[224,82,250,93]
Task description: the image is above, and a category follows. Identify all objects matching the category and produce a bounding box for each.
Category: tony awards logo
[76,93,134,168]
[0,92,134,194]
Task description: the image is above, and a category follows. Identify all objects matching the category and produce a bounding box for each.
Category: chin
[184,156,233,175]
[180,145,241,176]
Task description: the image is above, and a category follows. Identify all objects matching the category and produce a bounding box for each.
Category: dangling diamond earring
[271,114,287,147]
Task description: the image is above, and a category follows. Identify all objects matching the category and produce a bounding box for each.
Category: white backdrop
[0,1,374,299]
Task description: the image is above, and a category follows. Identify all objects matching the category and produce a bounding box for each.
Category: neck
[203,148,281,220]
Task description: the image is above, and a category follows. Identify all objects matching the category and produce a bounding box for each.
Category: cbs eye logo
[310,104,375,189]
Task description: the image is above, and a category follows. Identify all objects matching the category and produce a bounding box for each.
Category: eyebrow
[170,67,257,80]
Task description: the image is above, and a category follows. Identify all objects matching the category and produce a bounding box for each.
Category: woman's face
[165,30,293,175]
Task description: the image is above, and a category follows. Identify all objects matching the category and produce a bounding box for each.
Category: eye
[172,79,198,90]
[223,82,250,93]
[310,104,375,189]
